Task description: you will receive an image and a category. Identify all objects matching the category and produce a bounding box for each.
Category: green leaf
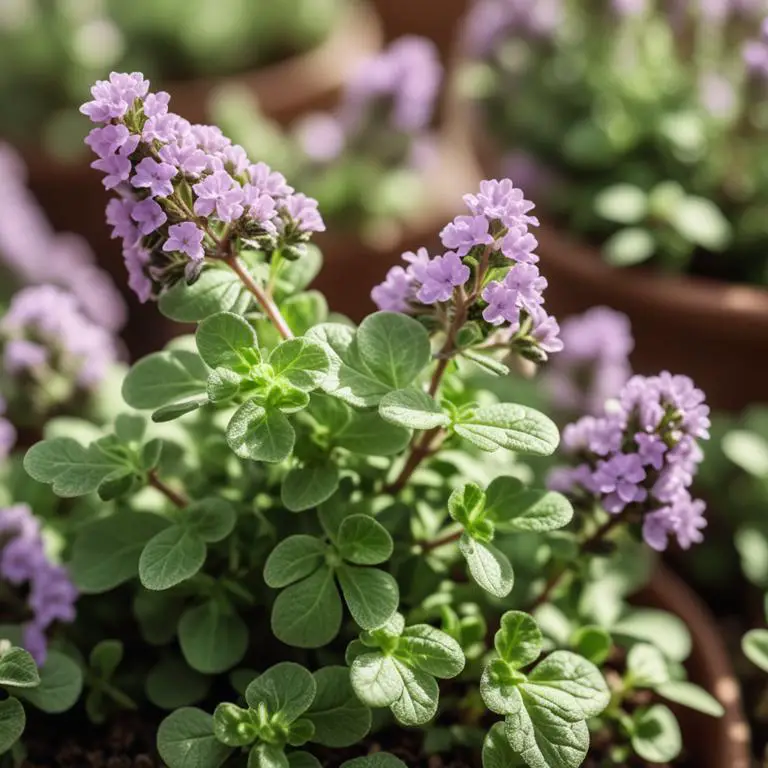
[603,228,656,267]
[594,184,648,225]
[122,350,208,409]
[245,662,316,724]
[448,483,487,528]
[146,657,210,710]
[70,512,169,593]
[461,349,510,376]
[306,666,372,748]
[159,267,246,321]
[655,680,724,717]
[527,651,610,718]
[307,324,392,408]
[115,413,146,443]
[178,601,248,674]
[0,648,40,688]
[139,526,207,591]
[286,718,314,746]
[271,566,342,648]
[341,755,407,768]
[743,628,768,672]
[570,626,612,666]
[213,702,258,747]
[337,515,393,565]
[158,708,232,768]
[274,244,323,297]
[207,367,242,404]
[281,291,329,335]
[495,612,542,669]
[281,465,339,513]
[397,624,465,679]
[186,499,237,543]
[196,312,259,371]
[480,659,522,715]
[12,651,82,714]
[270,339,330,391]
[337,565,399,631]
[670,196,731,251]
[350,653,403,707]
[482,722,525,768]
[379,389,449,431]
[287,752,322,768]
[227,402,295,463]
[355,312,431,390]
[459,534,514,598]
[631,705,682,763]
[504,685,589,768]
[485,479,573,533]
[90,640,123,679]
[264,536,326,589]
[389,661,439,726]
[249,743,289,768]
[23,438,124,497]
[455,404,559,456]
[612,609,692,662]
[334,412,411,457]
[0,698,25,754]
[152,396,209,423]
[627,643,669,688]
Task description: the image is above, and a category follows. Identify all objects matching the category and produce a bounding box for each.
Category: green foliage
[630,705,682,763]
[743,628,768,673]
[10,651,82,714]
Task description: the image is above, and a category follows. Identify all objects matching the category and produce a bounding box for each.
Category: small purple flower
[463,179,538,229]
[105,198,138,241]
[130,198,167,235]
[372,265,414,312]
[241,186,277,227]
[440,214,494,256]
[80,72,149,123]
[636,432,667,470]
[193,170,244,222]
[482,280,519,326]
[163,222,205,262]
[593,453,648,512]
[131,158,177,198]
[4,340,48,374]
[84,124,134,159]
[123,242,152,303]
[159,140,209,176]
[142,113,184,144]
[144,90,170,118]
[247,162,294,198]
[91,152,133,190]
[530,308,563,354]
[504,263,547,310]
[499,226,539,263]
[282,194,326,233]
[416,252,471,304]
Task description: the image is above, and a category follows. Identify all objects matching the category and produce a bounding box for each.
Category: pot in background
[643,565,751,768]
[22,1,382,359]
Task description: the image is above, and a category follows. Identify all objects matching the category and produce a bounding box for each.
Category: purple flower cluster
[0,397,16,461]
[372,179,562,355]
[744,19,768,79]
[549,373,711,551]
[0,143,126,332]
[546,307,634,416]
[82,72,324,302]
[1,285,117,387]
[0,504,77,664]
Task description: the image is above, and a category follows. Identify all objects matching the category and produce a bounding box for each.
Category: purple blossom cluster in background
[299,37,442,168]
[1,285,117,387]
[0,144,126,332]
[0,504,77,664]
[549,372,711,551]
[82,72,324,302]
[546,307,634,416]
[0,397,15,460]
[372,179,562,355]
[744,18,768,78]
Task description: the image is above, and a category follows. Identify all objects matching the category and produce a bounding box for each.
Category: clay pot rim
[643,564,751,768]
[537,223,768,341]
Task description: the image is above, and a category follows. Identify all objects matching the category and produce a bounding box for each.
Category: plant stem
[148,470,189,509]
[528,512,625,611]
[421,528,462,553]
[225,255,294,340]
[384,426,443,495]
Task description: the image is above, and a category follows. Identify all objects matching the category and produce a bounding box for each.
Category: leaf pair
[158,663,370,768]
[347,613,465,726]
[264,515,397,648]
[85,640,136,724]
[23,414,163,501]
[480,612,610,768]
[447,478,573,598]
[0,647,39,754]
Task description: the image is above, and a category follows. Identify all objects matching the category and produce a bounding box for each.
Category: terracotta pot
[312,135,479,321]
[458,103,768,412]
[22,1,382,360]
[641,565,751,768]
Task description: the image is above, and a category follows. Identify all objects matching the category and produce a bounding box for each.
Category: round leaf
[139,526,207,591]
[245,662,316,724]
[264,536,326,589]
[196,312,258,371]
[179,601,248,674]
[158,707,232,768]
[631,704,682,763]
[306,666,372,748]
[337,515,394,565]
[336,565,399,631]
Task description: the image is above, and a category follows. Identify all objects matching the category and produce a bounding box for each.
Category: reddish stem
[148,470,189,508]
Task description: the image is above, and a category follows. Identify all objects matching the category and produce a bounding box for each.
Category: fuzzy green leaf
[0,648,40,689]
[269,338,330,392]
[0,698,25,754]
[226,402,295,463]
[337,565,399,631]
[89,640,123,680]
[397,624,465,679]
[448,483,487,529]
[271,566,342,648]
[212,702,258,747]
[245,662,316,724]
[11,651,82,714]
[178,601,248,674]
[264,536,326,589]
[152,396,209,423]
[306,666,372,748]
[631,705,682,763]
[196,312,259,371]
[122,350,208,409]
[159,268,246,321]
[459,534,514,598]
[627,643,670,688]
[482,722,525,768]
[612,609,692,663]
[350,653,404,708]
[334,412,411,456]
[485,479,573,533]
[571,626,612,667]
[287,752,322,768]
[379,389,450,431]
[495,612,543,669]
[389,661,439,726]
[655,680,724,717]
[455,404,559,456]
[341,755,407,768]
[337,515,394,565]
[185,499,237,543]
[281,465,340,513]
[158,707,232,768]
[139,526,206,591]
[249,743,289,768]
[146,657,210,711]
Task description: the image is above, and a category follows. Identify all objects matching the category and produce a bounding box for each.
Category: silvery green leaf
[389,660,439,726]
[159,267,246,321]
[485,478,573,533]
[482,722,525,768]
[196,312,259,372]
[0,697,25,754]
[341,754,407,768]
[10,651,82,714]
[631,705,682,763]
[495,611,542,669]
[350,653,403,708]
[612,609,692,662]
[459,534,514,598]
[0,648,39,689]
[178,601,248,674]
[379,389,450,431]
[245,662,316,724]
[158,708,232,768]
[336,565,399,631]
[122,350,208,409]
[334,411,411,456]
[185,498,237,543]
[397,624,465,679]
[226,402,295,463]
[264,535,326,589]
[654,680,724,717]
[337,515,393,565]
[281,465,339,513]
[270,338,330,392]
[626,643,670,688]
[139,525,206,591]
